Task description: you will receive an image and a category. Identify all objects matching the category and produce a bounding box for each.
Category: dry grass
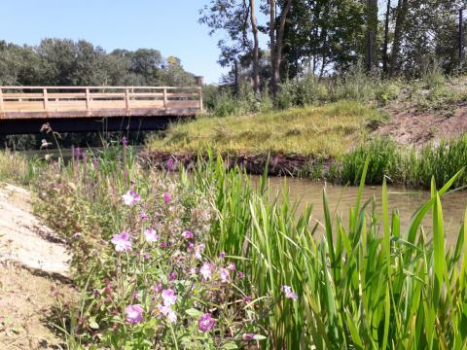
[149,101,386,158]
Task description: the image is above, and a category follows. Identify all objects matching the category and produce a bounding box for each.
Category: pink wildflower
[220,251,226,258]
[169,271,177,282]
[242,333,255,341]
[140,212,148,220]
[163,192,171,203]
[188,242,194,250]
[161,289,177,305]
[195,244,205,260]
[282,285,298,300]
[227,263,236,271]
[125,304,143,324]
[198,313,216,332]
[219,268,230,283]
[122,190,141,206]
[160,241,167,248]
[182,230,194,239]
[237,271,245,279]
[200,262,215,280]
[111,232,132,252]
[144,229,159,242]
[158,304,177,323]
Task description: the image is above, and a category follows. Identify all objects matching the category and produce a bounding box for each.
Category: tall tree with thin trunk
[365,0,378,71]
[250,0,260,94]
[390,0,409,76]
[382,0,391,74]
[270,0,293,96]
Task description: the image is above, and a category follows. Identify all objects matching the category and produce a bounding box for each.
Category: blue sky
[0,0,241,83]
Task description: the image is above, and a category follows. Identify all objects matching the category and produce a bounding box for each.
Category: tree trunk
[365,0,378,72]
[390,0,409,77]
[269,0,276,95]
[382,0,391,75]
[271,0,293,96]
[250,0,260,94]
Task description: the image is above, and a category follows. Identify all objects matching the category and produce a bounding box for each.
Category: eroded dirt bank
[0,184,73,349]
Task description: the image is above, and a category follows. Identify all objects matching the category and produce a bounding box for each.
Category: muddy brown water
[262,177,467,247]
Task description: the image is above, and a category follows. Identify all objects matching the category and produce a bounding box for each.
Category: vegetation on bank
[2,147,467,348]
[150,101,386,158]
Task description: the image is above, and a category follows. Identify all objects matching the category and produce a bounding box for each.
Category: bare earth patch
[0,184,73,349]
[375,102,467,146]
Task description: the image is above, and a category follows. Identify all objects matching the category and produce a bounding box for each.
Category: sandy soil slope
[0,184,73,349]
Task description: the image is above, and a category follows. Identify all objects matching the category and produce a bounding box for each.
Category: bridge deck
[0,86,203,120]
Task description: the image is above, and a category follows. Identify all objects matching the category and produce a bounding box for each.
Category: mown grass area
[2,147,467,349]
[149,101,387,159]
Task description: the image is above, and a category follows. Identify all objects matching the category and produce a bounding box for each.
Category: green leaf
[185,308,204,317]
[221,342,239,349]
[89,316,99,329]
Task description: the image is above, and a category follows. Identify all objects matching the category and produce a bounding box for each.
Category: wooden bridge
[0,86,203,135]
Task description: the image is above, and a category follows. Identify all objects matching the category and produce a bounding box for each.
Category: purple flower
[111,232,132,252]
[169,271,177,282]
[160,241,167,248]
[187,242,194,250]
[144,229,159,242]
[198,313,216,332]
[195,244,205,260]
[219,268,230,283]
[122,190,141,206]
[167,157,175,171]
[200,262,215,280]
[282,285,298,300]
[125,304,143,324]
[121,136,128,147]
[140,212,148,220]
[158,304,177,323]
[182,230,194,239]
[237,271,245,279]
[142,252,150,260]
[163,192,171,204]
[242,333,255,341]
[243,296,252,303]
[130,180,135,187]
[220,251,226,259]
[161,289,177,305]
[227,263,236,271]
[153,281,163,293]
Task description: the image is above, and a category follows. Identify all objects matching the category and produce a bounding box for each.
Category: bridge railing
[0,86,203,119]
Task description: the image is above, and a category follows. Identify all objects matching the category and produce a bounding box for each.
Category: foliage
[19,146,467,349]
[33,146,266,349]
[0,39,196,87]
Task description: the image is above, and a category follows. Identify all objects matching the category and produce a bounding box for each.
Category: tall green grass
[342,136,467,188]
[192,154,467,348]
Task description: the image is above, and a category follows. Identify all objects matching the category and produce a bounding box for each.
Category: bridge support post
[125,88,130,116]
[0,88,4,112]
[42,88,49,111]
[85,88,91,116]
[163,88,168,110]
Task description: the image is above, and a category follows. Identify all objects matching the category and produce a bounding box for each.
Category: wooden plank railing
[0,86,203,119]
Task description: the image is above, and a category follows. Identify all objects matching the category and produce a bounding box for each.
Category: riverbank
[0,183,73,349]
[146,98,467,188]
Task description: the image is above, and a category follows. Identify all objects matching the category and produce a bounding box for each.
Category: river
[264,177,467,246]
